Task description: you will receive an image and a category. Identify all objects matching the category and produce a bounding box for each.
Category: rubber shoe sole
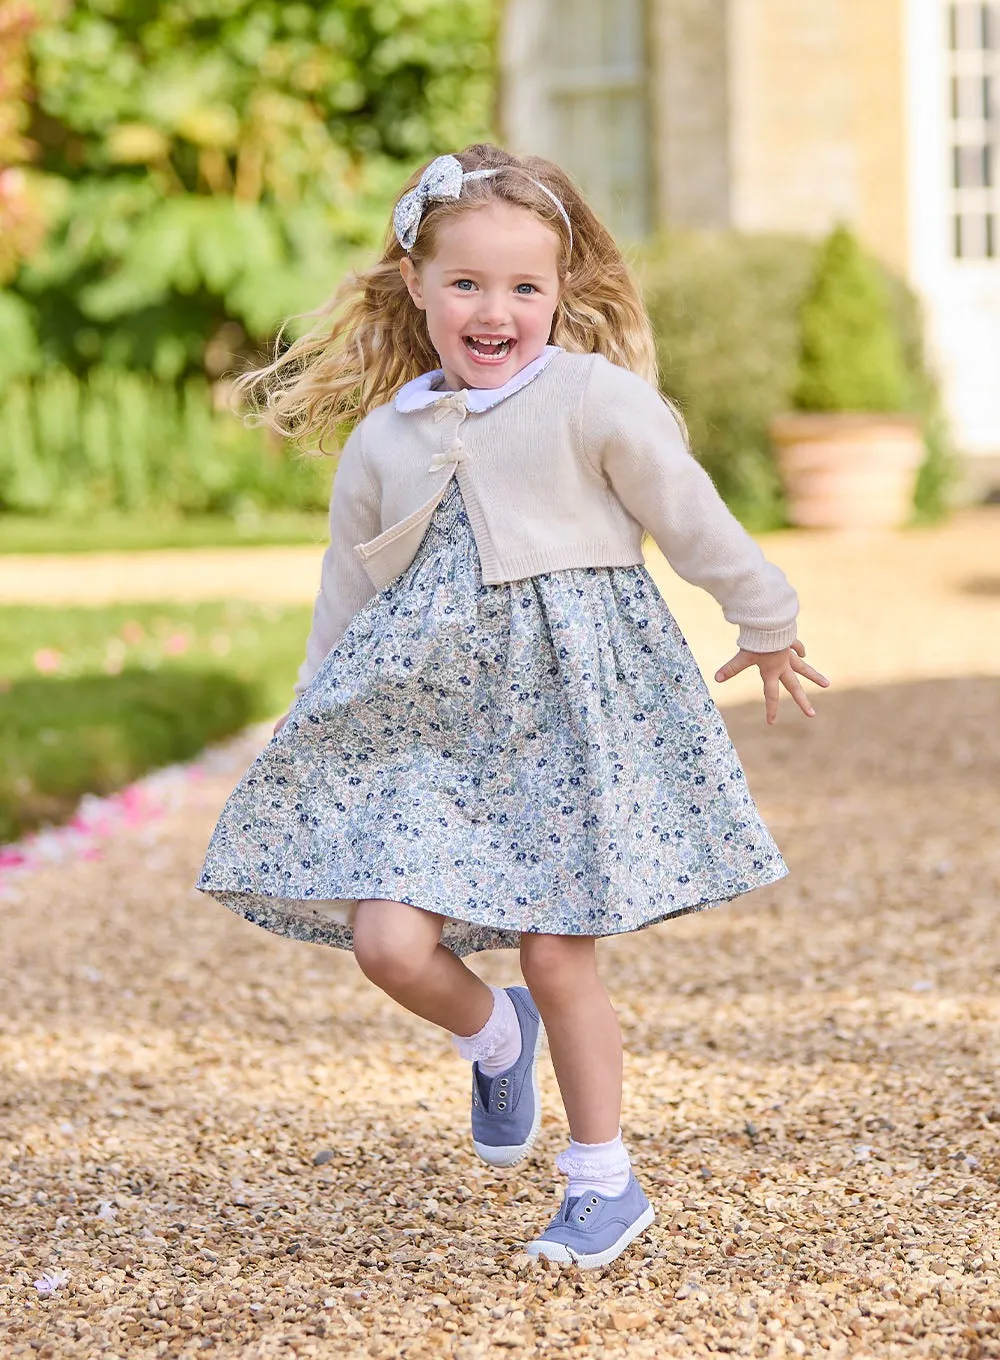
[524,1204,656,1270]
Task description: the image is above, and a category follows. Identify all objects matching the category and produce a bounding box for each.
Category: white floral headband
[393,153,573,254]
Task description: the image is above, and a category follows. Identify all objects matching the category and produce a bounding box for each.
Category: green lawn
[0,601,312,843]
[0,511,329,554]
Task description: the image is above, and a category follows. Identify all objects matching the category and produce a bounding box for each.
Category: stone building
[500,0,1000,493]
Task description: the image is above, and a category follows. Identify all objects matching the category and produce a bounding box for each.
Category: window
[948,3,999,257]
[544,0,652,241]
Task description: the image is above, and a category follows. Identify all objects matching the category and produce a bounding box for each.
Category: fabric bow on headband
[392,153,573,253]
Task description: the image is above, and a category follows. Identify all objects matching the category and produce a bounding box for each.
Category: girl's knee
[520,933,597,999]
[352,898,440,992]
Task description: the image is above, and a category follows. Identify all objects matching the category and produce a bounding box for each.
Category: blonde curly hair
[236,143,667,450]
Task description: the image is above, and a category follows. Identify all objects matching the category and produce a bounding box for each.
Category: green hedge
[637,231,957,530]
[0,368,331,517]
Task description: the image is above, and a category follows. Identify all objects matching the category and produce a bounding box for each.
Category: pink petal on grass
[120,621,145,644]
[0,723,272,887]
[33,648,62,674]
[164,632,190,655]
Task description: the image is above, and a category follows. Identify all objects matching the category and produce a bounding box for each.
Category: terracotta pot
[769,412,924,529]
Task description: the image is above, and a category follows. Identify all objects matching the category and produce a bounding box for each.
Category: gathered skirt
[196,479,787,956]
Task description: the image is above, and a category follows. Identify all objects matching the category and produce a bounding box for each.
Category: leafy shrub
[793,225,913,413]
[637,231,817,530]
[636,230,957,528]
[5,0,498,382]
[0,368,332,517]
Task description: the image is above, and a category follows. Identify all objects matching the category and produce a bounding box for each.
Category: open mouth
[464,335,515,361]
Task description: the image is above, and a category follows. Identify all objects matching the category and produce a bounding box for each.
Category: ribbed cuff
[736,621,799,653]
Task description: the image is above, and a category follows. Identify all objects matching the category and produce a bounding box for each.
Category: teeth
[466,336,512,355]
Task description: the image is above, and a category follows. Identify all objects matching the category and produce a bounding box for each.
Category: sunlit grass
[0,601,311,842]
[0,512,329,554]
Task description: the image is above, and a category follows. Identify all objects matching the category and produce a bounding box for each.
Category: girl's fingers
[781,670,817,718]
[790,655,831,687]
[714,652,751,682]
[763,672,781,724]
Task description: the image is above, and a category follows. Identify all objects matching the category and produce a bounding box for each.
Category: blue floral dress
[197,477,787,958]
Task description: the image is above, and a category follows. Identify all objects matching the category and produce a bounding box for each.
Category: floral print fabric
[197,480,787,957]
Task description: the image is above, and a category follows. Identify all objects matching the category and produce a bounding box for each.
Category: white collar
[393,345,562,414]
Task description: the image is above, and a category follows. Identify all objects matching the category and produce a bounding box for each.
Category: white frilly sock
[556,1131,632,1200]
[451,985,522,1076]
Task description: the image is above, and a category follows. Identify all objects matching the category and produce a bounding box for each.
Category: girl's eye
[454,279,476,291]
[515,284,537,295]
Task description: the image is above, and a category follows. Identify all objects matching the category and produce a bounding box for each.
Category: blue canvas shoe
[524,1173,655,1269]
[470,986,543,1167]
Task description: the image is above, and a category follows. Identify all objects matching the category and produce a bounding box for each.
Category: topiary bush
[792,224,914,414]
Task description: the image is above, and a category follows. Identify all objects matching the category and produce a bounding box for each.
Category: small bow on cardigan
[427,392,470,473]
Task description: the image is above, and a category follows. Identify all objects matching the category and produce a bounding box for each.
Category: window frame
[947,1,1000,259]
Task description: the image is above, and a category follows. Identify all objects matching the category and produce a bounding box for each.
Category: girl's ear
[399,256,426,310]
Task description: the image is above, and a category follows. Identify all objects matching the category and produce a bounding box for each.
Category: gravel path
[3,510,1000,1358]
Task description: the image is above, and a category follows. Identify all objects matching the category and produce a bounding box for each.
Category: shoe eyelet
[497,1101,506,1110]
[578,1215,586,1223]
[584,1206,593,1213]
[499,1077,508,1086]
[590,1197,599,1205]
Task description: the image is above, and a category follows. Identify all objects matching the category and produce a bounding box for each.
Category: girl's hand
[714,640,830,725]
[273,712,291,736]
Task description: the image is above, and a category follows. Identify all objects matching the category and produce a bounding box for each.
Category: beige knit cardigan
[293,351,798,697]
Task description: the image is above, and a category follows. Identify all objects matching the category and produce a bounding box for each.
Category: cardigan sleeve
[293,421,382,698]
[582,357,799,652]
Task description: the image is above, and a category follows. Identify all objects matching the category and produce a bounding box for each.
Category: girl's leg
[519,934,652,1264]
[353,897,494,1036]
[518,933,622,1144]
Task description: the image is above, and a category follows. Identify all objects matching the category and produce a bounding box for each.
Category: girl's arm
[292,422,382,701]
[582,358,829,721]
[582,358,799,653]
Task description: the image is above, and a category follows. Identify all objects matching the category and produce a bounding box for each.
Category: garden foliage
[637,231,954,529]
[0,0,496,520]
[0,368,330,515]
[3,0,497,383]
[792,225,913,414]
[0,3,952,529]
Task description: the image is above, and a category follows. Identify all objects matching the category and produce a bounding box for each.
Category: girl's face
[400,202,563,390]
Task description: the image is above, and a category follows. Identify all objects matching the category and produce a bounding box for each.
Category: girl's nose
[474,294,511,327]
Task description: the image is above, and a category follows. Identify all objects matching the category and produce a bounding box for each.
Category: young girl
[197,143,828,1270]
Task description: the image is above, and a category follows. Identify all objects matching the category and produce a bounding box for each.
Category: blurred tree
[0,2,48,374]
[2,0,497,382]
[0,2,46,281]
